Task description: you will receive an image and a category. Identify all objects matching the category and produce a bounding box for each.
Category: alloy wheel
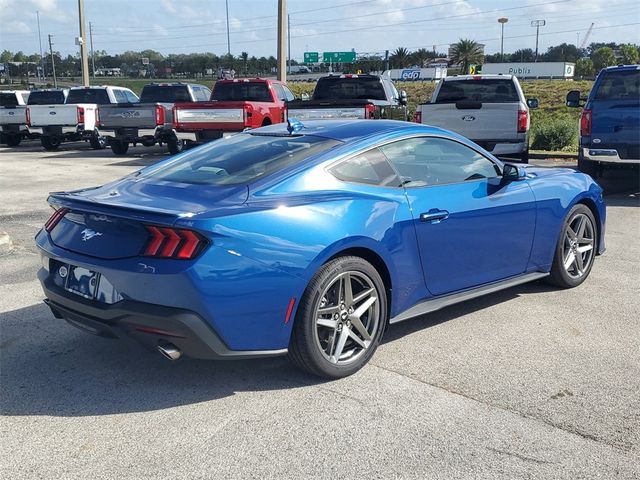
[562,212,595,279]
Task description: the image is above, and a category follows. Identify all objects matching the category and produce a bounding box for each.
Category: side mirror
[301,93,310,101]
[566,90,582,108]
[526,98,539,109]
[502,163,527,182]
[399,90,408,106]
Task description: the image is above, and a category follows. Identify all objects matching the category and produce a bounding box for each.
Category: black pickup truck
[98,83,211,155]
[287,74,407,121]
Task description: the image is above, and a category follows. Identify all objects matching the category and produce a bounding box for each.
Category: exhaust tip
[158,342,182,361]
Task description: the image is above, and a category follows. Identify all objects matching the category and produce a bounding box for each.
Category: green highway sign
[322,51,356,63]
[303,52,319,63]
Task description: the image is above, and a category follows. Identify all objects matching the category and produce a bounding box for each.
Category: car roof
[254,119,454,142]
[602,65,640,72]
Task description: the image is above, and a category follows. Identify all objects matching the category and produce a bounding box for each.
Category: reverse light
[155,104,165,126]
[44,207,69,232]
[77,106,85,124]
[580,108,592,136]
[517,109,529,133]
[142,226,207,260]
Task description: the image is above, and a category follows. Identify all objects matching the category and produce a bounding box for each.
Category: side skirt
[389,272,549,324]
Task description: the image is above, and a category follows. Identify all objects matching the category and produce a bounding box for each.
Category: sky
[1,0,639,60]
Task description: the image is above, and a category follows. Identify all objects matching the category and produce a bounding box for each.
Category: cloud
[3,20,32,34]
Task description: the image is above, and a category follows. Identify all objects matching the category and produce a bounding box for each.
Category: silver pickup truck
[98,83,211,155]
[415,75,538,163]
[0,90,30,146]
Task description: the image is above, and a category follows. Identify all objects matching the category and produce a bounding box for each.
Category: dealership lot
[1,142,639,479]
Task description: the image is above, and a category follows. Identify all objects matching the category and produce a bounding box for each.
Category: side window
[379,137,500,187]
[272,84,286,102]
[282,86,295,102]
[113,90,128,103]
[329,148,400,187]
[21,93,30,104]
[201,86,212,100]
[125,90,139,103]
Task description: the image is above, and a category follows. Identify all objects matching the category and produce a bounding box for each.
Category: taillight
[580,108,592,136]
[244,104,254,126]
[44,207,69,232]
[517,109,528,133]
[414,110,422,123]
[364,104,375,119]
[172,106,178,129]
[77,106,85,124]
[26,107,31,126]
[142,226,206,260]
[155,105,165,126]
[95,108,100,127]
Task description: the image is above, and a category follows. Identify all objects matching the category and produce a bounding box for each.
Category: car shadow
[1,280,556,418]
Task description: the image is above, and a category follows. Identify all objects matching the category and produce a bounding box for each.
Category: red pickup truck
[172,78,293,150]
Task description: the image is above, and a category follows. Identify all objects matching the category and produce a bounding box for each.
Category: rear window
[66,88,111,105]
[140,85,192,103]
[435,79,519,103]
[313,78,386,101]
[27,90,66,105]
[0,93,19,107]
[142,134,341,185]
[212,83,272,102]
[594,70,640,100]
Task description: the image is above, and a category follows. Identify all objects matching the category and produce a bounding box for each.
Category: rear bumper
[39,270,288,360]
[174,130,239,142]
[99,127,161,140]
[581,147,640,165]
[470,138,527,156]
[33,125,91,136]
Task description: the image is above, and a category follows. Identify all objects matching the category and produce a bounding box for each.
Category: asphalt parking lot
[1,140,639,479]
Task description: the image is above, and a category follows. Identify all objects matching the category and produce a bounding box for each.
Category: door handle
[420,210,449,223]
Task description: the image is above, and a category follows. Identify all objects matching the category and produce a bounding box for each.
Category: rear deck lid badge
[81,228,103,241]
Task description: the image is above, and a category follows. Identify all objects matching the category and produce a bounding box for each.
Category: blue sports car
[36,120,606,378]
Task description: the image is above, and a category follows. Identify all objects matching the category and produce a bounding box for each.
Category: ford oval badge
[462,115,475,121]
[49,111,57,115]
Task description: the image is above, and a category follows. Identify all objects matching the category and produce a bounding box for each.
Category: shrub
[531,117,577,151]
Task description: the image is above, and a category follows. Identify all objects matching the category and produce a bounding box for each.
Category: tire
[547,204,597,289]
[90,135,107,150]
[167,137,184,155]
[41,135,61,151]
[0,133,7,145]
[6,133,21,147]
[519,149,529,164]
[288,256,388,378]
[110,139,129,155]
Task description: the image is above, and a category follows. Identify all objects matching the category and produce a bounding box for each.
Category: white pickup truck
[415,75,538,162]
[0,90,30,146]
[27,86,139,151]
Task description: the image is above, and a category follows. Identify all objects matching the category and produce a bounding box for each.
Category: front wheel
[288,256,388,378]
[547,204,597,288]
[167,137,184,154]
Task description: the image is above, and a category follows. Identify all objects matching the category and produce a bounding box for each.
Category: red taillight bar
[44,207,69,232]
[364,103,375,119]
[580,109,592,136]
[517,109,529,133]
[155,105,165,126]
[77,106,85,124]
[26,107,31,126]
[414,110,422,124]
[142,226,206,260]
[172,106,178,129]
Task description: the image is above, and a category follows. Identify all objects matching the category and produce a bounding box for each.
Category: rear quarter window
[594,70,640,100]
[436,79,518,103]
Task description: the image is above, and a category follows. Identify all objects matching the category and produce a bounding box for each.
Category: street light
[531,19,546,62]
[498,17,508,62]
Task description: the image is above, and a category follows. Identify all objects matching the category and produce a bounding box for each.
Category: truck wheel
[6,134,21,147]
[168,138,184,155]
[519,150,529,164]
[110,139,129,155]
[41,136,61,151]
[90,135,107,150]
[0,133,7,145]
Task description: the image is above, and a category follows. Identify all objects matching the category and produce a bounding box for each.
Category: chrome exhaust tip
[158,343,182,361]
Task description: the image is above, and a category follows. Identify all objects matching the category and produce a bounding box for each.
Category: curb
[0,232,13,255]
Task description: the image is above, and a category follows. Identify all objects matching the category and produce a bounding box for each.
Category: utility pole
[225,0,231,56]
[287,14,291,75]
[89,21,95,77]
[277,0,286,81]
[78,0,90,86]
[48,34,57,88]
[36,11,45,82]
[498,17,508,62]
[531,19,546,62]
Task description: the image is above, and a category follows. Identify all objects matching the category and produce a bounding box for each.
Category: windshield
[27,91,66,105]
[595,69,640,101]
[212,83,272,102]
[140,85,192,103]
[66,88,111,105]
[142,134,341,185]
[313,78,386,101]
[436,79,518,103]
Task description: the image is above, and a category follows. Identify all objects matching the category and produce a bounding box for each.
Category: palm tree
[240,51,249,74]
[449,39,484,74]
[390,47,410,68]
[409,48,433,67]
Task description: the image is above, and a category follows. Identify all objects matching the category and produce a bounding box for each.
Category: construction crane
[580,23,595,49]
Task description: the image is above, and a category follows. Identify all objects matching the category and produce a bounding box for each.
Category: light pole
[36,11,45,81]
[277,0,286,81]
[498,17,508,62]
[531,19,546,62]
[77,0,90,86]
[225,0,231,56]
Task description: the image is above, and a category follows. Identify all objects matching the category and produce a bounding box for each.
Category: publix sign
[481,62,575,79]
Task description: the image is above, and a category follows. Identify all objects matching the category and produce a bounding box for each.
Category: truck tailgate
[29,105,83,127]
[174,102,245,130]
[0,107,26,125]
[99,104,158,129]
[420,103,520,141]
[591,100,640,159]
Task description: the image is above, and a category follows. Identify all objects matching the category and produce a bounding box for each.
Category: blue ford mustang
[36,120,606,378]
